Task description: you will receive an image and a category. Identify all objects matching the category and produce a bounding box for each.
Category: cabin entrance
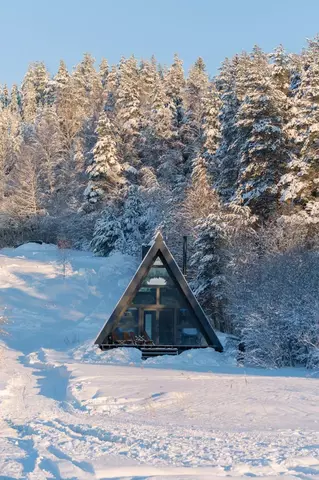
[143,308,175,345]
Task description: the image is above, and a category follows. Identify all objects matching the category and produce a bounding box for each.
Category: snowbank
[71,342,236,370]
[145,346,236,368]
[72,342,143,365]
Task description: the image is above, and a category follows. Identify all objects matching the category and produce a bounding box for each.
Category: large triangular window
[115,255,207,346]
[95,232,222,352]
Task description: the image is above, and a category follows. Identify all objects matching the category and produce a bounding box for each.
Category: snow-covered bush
[90,210,124,256]
[228,250,319,368]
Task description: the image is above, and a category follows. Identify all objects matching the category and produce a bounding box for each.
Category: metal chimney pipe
[182,236,188,277]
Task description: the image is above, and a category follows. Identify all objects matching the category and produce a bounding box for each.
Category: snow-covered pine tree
[85,111,123,204]
[72,53,102,117]
[190,202,228,330]
[280,37,319,218]
[270,45,292,96]
[0,109,22,204]
[202,82,221,158]
[99,58,109,88]
[90,208,124,256]
[10,85,21,115]
[43,60,69,107]
[21,80,37,124]
[0,85,9,109]
[10,145,43,218]
[193,82,221,183]
[191,196,256,332]
[55,72,87,151]
[0,113,8,203]
[139,57,158,124]
[164,54,185,130]
[150,73,175,142]
[119,184,146,255]
[213,56,241,201]
[104,65,119,114]
[182,58,210,163]
[33,106,64,208]
[184,156,217,230]
[115,56,142,167]
[234,46,291,219]
[22,62,50,108]
[54,60,70,93]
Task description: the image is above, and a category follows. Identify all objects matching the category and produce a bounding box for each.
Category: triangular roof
[95,232,223,351]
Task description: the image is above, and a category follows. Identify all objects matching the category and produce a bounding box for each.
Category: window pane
[144,311,156,341]
[176,308,207,346]
[159,309,174,345]
[132,287,156,305]
[114,308,139,340]
[160,286,183,306]
[153,256,163,266]
[142,266,174,287]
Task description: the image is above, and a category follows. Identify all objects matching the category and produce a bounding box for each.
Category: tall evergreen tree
[55,60,70,92]
[150,74,175,142]
[115,56,142,167]
[99,58,109,88]
[0,84,9,109]
[10,85,21,115]
[214,56,241,201]
[234,47,290,219]
[104,65,119,114]
[182,58,210,159]
[280,38,319,215]
[73,53,102,116]
[85,111,123,204]
[164,54,185,130]
[270,45,292,96]
[21,81,37,124]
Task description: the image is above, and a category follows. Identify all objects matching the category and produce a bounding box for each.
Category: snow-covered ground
[0,243,318,480]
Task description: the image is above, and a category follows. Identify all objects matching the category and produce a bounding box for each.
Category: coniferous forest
[0,39,318,367]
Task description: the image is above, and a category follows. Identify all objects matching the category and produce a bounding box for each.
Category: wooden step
[141,347,178,359]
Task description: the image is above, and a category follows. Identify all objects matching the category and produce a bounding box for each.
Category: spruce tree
[202,83,221,157]
[150,74,175,142]
[104,65,119,114]
[99,58,109,88]
[182,58,210,160]
[22,81,37,124]
[190,196,228,329]
[214,56,241,201]
[33,106,63,205]
[73,53,102,116]
[55,60,70,92]
[270,45,292,96]
[90,209,124,256]
[115,56,142,167]
[0,85,9,109]
[234,47,290,219]
[85,111,123,204]
[164,54,185,130]
[281,38,319,215]
[10,85,21,115]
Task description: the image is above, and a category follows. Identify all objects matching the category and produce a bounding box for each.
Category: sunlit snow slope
[0,243,318,480]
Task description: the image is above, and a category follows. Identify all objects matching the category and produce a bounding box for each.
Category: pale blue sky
[1,0,319,85]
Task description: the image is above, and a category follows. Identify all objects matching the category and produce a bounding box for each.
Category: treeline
[0,39,318,367]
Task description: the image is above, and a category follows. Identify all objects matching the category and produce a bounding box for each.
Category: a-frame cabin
[95,232,223,356]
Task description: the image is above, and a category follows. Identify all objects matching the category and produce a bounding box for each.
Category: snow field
[0,243,318,479]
